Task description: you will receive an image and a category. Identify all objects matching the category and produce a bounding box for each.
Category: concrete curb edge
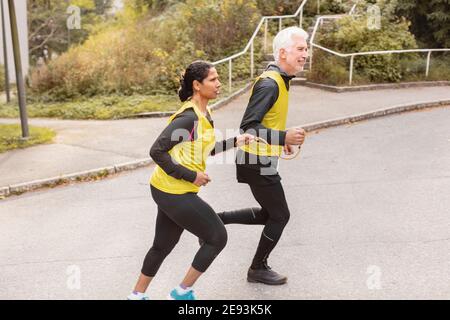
[302,81,450,93]
[1,99,449,199]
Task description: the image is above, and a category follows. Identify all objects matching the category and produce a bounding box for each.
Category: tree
[27,0,115,65]
[393,0,450,48]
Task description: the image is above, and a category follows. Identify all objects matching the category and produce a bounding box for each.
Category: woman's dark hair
[178,60,214,102]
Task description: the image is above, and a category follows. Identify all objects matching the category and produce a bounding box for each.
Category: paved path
[0,106,449,299]
[0,85,449,187]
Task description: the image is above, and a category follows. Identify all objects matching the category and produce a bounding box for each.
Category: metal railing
[212,0,310,93]
[309,14,450,85]
[349,3,358,15]
[309,15,343,72]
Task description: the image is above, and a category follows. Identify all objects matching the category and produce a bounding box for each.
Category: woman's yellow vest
[150,101,216,194]
[240,70,289,157]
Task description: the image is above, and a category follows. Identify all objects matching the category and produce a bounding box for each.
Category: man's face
[280,35,309,76]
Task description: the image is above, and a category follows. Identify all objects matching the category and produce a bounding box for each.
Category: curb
[302,81,450,92]
[1,99,449,199]
[129,83,253,119]
[301,99,450,132]
[1,159,153,198]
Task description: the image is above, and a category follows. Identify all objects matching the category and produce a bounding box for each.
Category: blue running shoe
[168,288,196,300]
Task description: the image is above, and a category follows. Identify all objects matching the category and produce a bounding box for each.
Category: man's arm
[239,78,287,145]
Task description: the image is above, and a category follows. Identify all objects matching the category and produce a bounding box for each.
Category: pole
[1,0,10,102]
[8,0,28,138]
[425,51,432,78]
[349,55,354,85]
[299,8,303,28]
[250,41,254,78]
[264,18,268,53]
[228,59,232,93]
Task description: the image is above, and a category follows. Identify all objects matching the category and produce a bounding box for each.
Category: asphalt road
[0,106,449,300]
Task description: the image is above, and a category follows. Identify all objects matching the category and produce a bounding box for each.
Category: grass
[0,94,182,120]
[0,124,55,153]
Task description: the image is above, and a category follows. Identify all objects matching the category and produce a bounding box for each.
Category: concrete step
[291,77,307,85]
[297,70,310,77]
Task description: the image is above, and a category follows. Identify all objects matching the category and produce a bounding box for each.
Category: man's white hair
[273,26,309,63]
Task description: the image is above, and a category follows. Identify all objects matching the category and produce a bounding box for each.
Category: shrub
[29,0,261,101]
[308,51,349,85]
[256,0,300,15]
[309,12,420,84]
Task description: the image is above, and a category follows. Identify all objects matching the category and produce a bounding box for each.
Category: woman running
[127,60,255,300]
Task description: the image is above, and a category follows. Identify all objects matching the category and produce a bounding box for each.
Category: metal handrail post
[349,55,354,85]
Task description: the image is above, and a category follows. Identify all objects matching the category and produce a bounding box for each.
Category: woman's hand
[193,172,211,187]
[235,133,256,147]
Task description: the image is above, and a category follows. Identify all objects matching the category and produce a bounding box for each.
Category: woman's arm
[210,134,255,156]
[210,137,237,156]
[149,109,198,182]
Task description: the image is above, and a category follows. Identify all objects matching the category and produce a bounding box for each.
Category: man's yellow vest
[150,101,216,194]
[240,70,289,157]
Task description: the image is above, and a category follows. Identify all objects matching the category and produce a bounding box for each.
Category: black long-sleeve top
[236,64,295,186]
[239,64,295,144]
[150,108,236,182]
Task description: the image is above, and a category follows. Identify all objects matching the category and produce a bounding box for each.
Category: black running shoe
[247,262,287,285]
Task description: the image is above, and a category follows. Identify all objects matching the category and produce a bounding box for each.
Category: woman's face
[194,67,221,100]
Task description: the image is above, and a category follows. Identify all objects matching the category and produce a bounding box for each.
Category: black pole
[1,0,10,102]
[8,0,28,138]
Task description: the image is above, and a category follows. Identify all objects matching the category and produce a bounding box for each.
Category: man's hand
[283,144,295,155]
[236,133,256,147]
[193,172,211,187]
[285,127,306,146]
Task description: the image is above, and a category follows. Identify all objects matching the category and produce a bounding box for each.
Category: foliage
[394,0,450,48]
[310,6,422,84]
[28,0,116,65]
[29,0,261,101]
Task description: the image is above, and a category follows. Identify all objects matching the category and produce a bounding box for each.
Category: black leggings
[141,185,228,277]
[218,182,290,268]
